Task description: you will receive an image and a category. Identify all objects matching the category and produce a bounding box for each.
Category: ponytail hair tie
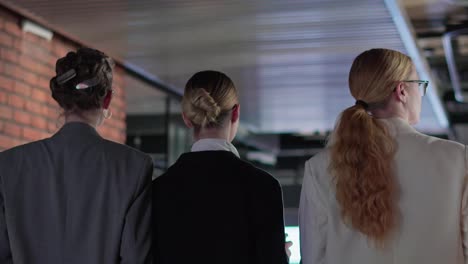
[355,100,369,109]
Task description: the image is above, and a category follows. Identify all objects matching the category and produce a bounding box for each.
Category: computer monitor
[285,226,301,264]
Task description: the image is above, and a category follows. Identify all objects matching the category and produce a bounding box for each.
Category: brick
[19,55,53,78]
[37,64,54,78]
[40,105,49,116]
[3,63,19,79]
[38,77,51,91]
[24,32,41,44]
[54,42,75,58]
[0,29,126,143]
[7,94,25,109]
[31,88,49,103]
[24,100,42,114]
[19,55,39,72]
[46,105,60,119]
[0,105,12,119]
[0,32,13,47]
[7,65,38,84]
[12,38,22,51]
[13,139,25,148]
[5,63,25,80]
[31,116,47,130]
[0,134,15,149]
[107,118,126,130]
[119,133,126,144]
[110,130,121,142]
[3,122,22,137]
[117,120,126,130]
[22,126,43,141]
[113,74,124,86]
[98,129,110,139]
[0,90,6,103]
[111,97,124,109]
[46,96,57,107]
[34,53,54,68]
[48,121,58,133]
[0,75,14,91]
[47,56,56,68]
[105,118,117,130]
[112,110,123,120]
[49,105,60,116]
[14,81,31,96]
[19,42,53,65]
[115,104,126,115]
[103,118,115,129]
[42,105,55,117]
[24,33,42,44]
[16,41,52,64]
[5,21,22,37]
[14,110,31,125]
[20,70,39,86]
[0,48,18,63]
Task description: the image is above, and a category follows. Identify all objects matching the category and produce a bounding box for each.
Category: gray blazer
[0,122,153,264]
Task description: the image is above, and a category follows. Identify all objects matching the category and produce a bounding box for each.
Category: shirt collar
[191,138,240,158]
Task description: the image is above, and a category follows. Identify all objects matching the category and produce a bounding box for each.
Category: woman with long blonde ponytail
[300,49,468,264]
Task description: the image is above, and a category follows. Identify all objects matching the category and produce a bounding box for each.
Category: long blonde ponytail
[328,48,413,244]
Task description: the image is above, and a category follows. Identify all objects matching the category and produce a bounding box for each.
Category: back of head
[328,48,413,245]
[50,48,114,113]
[349,48,413,104]
[182,70,238,128]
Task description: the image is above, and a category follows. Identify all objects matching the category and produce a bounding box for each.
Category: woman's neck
[371,103,409,122]
[65,111,101,128]
[194,127,230,142]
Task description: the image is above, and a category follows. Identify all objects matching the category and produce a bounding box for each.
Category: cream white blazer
[299,117,468,264]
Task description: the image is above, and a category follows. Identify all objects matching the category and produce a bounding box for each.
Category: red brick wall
[0,7,127,150]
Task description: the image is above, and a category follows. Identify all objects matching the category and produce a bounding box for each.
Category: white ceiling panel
[6,0,448,133]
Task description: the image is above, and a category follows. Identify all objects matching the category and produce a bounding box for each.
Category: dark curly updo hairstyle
[50,48,114,113]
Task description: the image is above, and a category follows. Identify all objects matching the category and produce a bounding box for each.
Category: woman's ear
[394,82,407,104]
[231,104,240,123]
[103,89,113,109]
[182,112,194,128]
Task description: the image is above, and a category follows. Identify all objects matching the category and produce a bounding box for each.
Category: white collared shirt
[191,138,240,158]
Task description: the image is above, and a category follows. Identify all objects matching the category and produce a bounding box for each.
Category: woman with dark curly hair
[0,48,153,264]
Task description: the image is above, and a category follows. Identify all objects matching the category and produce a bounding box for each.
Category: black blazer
[152,151,288,264]
[0,122,153,264]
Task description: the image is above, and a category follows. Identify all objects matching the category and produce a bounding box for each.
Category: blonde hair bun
[182,70,238,129]
[189,88,221,127]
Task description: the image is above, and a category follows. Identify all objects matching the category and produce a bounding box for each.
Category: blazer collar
[53,122,101,140]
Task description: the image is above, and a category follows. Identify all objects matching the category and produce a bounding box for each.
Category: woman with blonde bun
[153,70,288,264]
[300,48,468,264]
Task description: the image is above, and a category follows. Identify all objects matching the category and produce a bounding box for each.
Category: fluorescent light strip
[21,20,53,41]
[384,0,449,128]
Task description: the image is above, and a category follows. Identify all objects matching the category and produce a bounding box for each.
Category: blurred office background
[0,0,466,262]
